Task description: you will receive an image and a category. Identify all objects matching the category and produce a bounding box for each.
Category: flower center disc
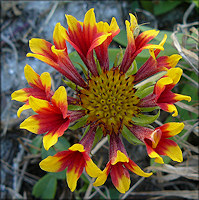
[79,69,140,135]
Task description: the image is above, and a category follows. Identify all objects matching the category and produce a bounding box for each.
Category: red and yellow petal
[125,20,134,45]
[155,77,173,99]
[68,143,85,152]
[156,138,183,162]
[27,53,58,68]
[29,96,55,114]
[43,131,59,150]
[51,86,68,118]
[29,38,55,59]
[135,30,162,50]
[158,103,178,117]
[110,163,130,193]
[66,152,85,192]
[24,64,40,87]
[39,151,70,172]
[20,115,40,134]
[39,72,52,94]
[145,144,164,164]
[17,103,32,118]
[111,150,129,165]
[65,14,81,34]
[158,122,184,138]
[109,17,120,36]
[53,23,67,50]
[93,162,111,187]
[125,159,153,176]
[173,93,191,102]
[84,154,102,177]
[149,129,162,149]
[83,8,96,29]
[11,88,29,102]
[166,67,183,85]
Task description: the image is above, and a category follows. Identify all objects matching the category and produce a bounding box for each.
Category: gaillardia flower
[139,68,191,116]
[39,126,102,192]
[12,9,191,193]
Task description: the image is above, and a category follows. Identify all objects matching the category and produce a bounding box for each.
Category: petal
[11,89,29,102]
[93,162,111,187]
[17,103,32,118]
[43,131,59,150]
[111,150,129,165]
[156,138,183,162]
[24,64,40,87]
[111,163,130,193]
[84,155,102,177]
[66,153,85,192]
[167,54,182,68]
[157,103,178,117]
[29,38,55,59]
[166,67,183,85]
[51,86,68,118]
[157,54,182,69]
[26,53,58,68]
[53,23,68,50]
[84,8,96,28]
[20,115,40,134]
[173,93,191,102]
[39,151,70,172]
[29,96,55,114]
[158,122,184,138]
[155,77,173,99]
[65,14,80,34]
[69,143,85,152]
[145,143,164,164]
[135,30,162,50]
[40,72,52,95]
[125,159,153,176]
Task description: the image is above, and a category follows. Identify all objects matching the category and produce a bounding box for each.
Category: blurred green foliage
[130,0,198,16]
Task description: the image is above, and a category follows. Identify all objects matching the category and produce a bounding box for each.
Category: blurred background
[1,0,198,199]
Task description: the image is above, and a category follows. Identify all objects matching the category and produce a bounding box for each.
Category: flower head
[64,8,119,75]
[93,134,152,193]
[20,86,70,150]
[11,64,53,117]
[39,127,101,191]
[11,8,191,193]
[128,122,184,163]
[27,23,87,88]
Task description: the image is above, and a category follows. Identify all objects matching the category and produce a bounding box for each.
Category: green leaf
[122,125,143,145]
[49,170,66,180]
[62,78,81,91]
[153,0,182,16]
[54,136,70,151]
[140,106,159,112]
[108,48,122,68]
[92,127,103,148]
[132,110,160,126]
[69,51,85,70]
[68,104,84,111]
[113,47,124,67]
[68,115,88,130]
[140,0,154,13]
[32,174,57,199]
[30,135,42,155]
[80,125,90,140]
[125,60,138,76]
[113,30,127,47]
[193,0,199,7]
[136,86,154,99]
[41,146,57,160]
